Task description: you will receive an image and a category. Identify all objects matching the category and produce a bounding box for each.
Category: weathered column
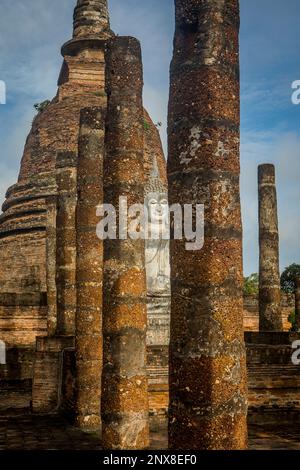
[258,164,282,331]
[168,0,248,449]
[75,107,105,430]
[56,151,77,336]
[46,195,57,336]
[73,0,112,39]
[101,37,149,450]
[295,278,300,331]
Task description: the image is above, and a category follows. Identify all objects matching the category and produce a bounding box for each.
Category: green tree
[243,273,259,295]
[280,263,300,294]
[34,100,50,114]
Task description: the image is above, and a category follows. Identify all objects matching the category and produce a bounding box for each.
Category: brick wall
[244,294,294,332]
[246,332,300,412]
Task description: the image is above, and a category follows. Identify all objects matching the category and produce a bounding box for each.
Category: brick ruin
[0,0,167,418]
[0,0,299,450]
[244,294,293,332]
[75,108,104,430]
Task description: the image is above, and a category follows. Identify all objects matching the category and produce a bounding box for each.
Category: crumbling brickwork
[0,0,167,415]
[1,0,300,452]
[31,336,74,413]
[244,293,294,332]
[73,0,112,39]
[246,332,300,412]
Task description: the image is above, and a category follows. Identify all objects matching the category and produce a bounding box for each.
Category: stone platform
[246,332,300,412]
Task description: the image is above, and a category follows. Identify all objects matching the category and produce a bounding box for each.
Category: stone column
[101,37,149,450]
[75,107,105,431]
[46,195,57,336]
[73,0,111,39]
[295,278,300,331]
[258,164,282,332]
[168,0,248,449]
[56,151,77,336]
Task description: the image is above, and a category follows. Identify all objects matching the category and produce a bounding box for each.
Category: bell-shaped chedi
[0,0,166,360]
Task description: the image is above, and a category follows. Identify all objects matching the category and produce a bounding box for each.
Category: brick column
[167,0,248,449]
[46,195,57,336]
[75,107,105,430]
[258,164,282,332]
[101,37,149,450]
[295,278,300,332]
[56,151,77,336]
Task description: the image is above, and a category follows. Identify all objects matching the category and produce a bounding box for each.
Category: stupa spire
[73,0,111,39]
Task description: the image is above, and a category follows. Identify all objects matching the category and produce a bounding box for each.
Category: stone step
[248,365,300,375]
[0,379,32,412]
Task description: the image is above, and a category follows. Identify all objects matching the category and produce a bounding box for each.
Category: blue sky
[0,0,299,275]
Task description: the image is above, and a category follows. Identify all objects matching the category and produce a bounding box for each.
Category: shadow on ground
[0,413,300,450]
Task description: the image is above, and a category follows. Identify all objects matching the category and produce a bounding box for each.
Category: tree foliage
[243,273,259,295]
[34,100,50,114]
[280,263,300,294]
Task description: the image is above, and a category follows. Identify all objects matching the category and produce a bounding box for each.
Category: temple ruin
[258,164,282,332]
[0,0,300,451]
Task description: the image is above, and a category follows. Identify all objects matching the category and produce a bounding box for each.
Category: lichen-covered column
[56,151,77,336]
[258,164,283,331]
[46,195,57,336]
[75,107,105,430]
[295,278,300,331]
[168,0,248,449]
[101,36,149,450]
